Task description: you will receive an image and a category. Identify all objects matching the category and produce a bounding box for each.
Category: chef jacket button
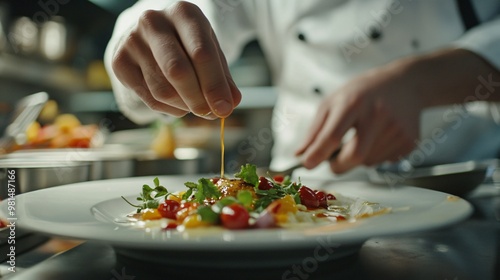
[369,27,382,40]
[297,33,307,42]
[313,87,322,95]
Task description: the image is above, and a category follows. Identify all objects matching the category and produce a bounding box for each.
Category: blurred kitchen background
[0,0,275,180]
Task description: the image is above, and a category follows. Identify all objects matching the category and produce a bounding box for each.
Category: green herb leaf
[193,178,221,203]
[153,186,168,198]
[283,182,301,196]
[293,193,301,205]
[254,196,274,212]
[235,164,259,187]
[184,182,197,189]
[253,182,292,212]
[183,181,197,201]
[255,188,285,200]
[142,184,153,198]
[237,190,253,208]
[145,200,159,209]
[197,206,219,224]
[212,197,238,213]
[182,188,193,200]
[130,178,172,210]
[281,175,292,186]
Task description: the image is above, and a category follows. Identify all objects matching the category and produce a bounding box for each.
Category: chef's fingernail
[214,100,232,117]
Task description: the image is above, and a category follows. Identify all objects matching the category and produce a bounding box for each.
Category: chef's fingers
[138,9,212,118]
[295,107,329,156]
[300,98,361,169]
[329,110,388,173]
[112,43,188,117]
[142,63,190,112]
[129,32,190,112]
[365,122,415,165]
[134,81,191,117]
[168,3,235,118]
[329,133,360,174]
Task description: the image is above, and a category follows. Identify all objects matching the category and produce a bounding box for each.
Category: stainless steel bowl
[0,158,90,198]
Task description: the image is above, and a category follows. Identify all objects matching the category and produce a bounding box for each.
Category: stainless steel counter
[2,183,499,280]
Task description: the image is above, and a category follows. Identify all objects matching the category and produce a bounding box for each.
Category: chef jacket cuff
[453,15,500,71]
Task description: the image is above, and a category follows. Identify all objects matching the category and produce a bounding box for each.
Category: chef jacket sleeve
[104,0,256,124]
[454,14,500,71]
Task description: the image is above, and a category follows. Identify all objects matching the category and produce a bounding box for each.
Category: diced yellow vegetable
[142,209,162,220]
[275,195,298,214]
[167,194,182,203]
[182,214,207,228]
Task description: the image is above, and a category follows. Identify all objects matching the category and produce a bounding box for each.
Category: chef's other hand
[111,1,241,119]
[296,57,423,174]
[296,48,500,174]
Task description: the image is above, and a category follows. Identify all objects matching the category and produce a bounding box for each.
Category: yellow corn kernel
[142,209,162,220]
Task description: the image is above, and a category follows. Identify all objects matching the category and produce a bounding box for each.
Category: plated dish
[0,173,472,267]
[121,164,390,231]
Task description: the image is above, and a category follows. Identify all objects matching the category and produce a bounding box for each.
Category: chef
[104,0,500,177]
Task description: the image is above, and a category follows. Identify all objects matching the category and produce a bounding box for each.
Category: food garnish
[122,164,389,231]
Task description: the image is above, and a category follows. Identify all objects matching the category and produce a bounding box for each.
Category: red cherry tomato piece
[326,193,336,200]
[163,222,178,230]
[157,200,181,219]
[298,186,319,208]
[273,175,284,183]
[258,176,273,190]
[315,191,328,208]
[211,177,220,184]
[220,204,250,229]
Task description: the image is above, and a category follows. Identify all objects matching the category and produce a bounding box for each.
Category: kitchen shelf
[0,53,87,92]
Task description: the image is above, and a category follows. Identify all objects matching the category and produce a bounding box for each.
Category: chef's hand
[296,60,422,173]
[111,1,241,119]
[296,48,500,174]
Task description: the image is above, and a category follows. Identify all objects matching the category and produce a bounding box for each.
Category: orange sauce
[220,118,225,178]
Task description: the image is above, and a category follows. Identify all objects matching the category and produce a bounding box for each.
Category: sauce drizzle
[220,118,225,178]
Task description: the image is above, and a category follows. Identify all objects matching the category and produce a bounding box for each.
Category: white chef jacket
[105,0,500,175]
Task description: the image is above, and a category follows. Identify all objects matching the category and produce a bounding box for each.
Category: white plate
[1,176,472,267]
